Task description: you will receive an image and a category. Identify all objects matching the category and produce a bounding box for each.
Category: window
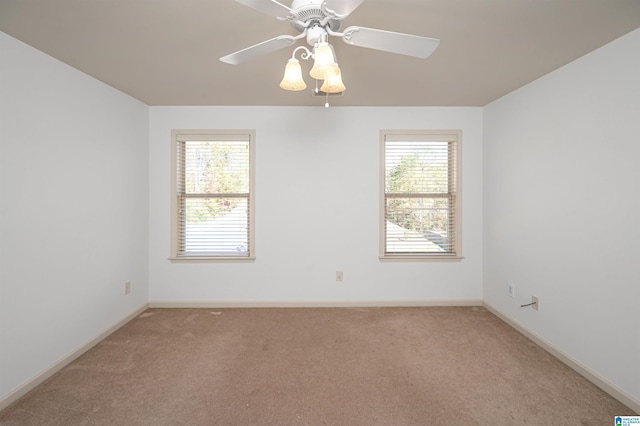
[380,130,461,260]
[171,130,255,261]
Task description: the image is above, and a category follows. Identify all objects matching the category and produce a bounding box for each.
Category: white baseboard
[483,302,640,414]
[148,299,483,309]
[0,303,149,412]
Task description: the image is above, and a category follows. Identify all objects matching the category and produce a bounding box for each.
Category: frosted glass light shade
[279,58,307,91]
[320,63,346,93]
[309,43,334,80]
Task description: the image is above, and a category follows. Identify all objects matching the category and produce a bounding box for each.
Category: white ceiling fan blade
[234,0,294,19]
[220,35,297,65]
[323,0,365,18]
[341,26,440,59]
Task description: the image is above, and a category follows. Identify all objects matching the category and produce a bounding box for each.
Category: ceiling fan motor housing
[290,0,341,34]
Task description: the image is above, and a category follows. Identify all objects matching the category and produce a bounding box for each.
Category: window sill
[379,255,464,262]
[169,256,256,263]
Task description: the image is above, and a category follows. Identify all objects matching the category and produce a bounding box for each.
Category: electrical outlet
[531,295,539,311]
[507,282,515,298]
[124,281,131,295]
[336,271,343,282]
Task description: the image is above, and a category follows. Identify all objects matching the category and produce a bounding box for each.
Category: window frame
[379,129,463,261]
[170,129,255,262]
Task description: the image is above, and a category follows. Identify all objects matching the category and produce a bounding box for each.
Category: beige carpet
[0,307,634,425]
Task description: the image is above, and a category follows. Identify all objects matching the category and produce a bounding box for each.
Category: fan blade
[341,26,440,59]
[234,0,293,19]
[220,35,297,65]
[323,0,365,17]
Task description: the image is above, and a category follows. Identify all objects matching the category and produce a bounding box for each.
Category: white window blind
[381,131,461,258]
[172,131,254,260]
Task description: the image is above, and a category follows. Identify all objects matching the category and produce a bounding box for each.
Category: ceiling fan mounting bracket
[289,0,341,34]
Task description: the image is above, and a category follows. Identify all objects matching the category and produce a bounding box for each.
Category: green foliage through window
[383,136,458,255]
[184,141,249,223]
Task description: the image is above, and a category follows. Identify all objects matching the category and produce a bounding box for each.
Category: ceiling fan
[220,0,440,98]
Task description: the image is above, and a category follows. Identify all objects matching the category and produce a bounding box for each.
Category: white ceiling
[1,0,640,107]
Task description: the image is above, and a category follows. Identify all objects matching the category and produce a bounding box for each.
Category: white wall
[149,106,483,304]
[0,32,149,403]
[483,28,640,404]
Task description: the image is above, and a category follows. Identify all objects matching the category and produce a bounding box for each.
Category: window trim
[169,129,256,262]
[379,129,463,262]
